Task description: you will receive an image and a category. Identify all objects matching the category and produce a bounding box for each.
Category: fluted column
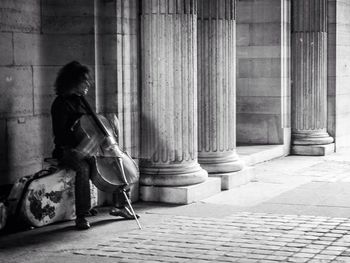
[291,0,334,150]
[197,0,243,176]
[140,0,208,187]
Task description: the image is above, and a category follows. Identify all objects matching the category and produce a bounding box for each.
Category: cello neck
[80,96,109,137]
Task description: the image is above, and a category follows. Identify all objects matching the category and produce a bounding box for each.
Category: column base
[291,143,335,156]
[292,131,334,145]
[209,167,254,190]
[200,160,244,174]
[140,162,208,187]
[140,177,221,204]
[199,152,244,174]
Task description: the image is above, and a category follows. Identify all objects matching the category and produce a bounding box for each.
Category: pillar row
[139,0,208,187]
[197,0,243,175]
[291,0,334,149]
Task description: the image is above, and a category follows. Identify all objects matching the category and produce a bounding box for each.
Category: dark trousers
[60,149,129,217]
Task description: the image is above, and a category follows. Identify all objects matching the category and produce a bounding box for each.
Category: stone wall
[328,0,350,149]
[0,0,140,186]
[236,0,291,146]
[96,0,140,157]
[0,0,68,184]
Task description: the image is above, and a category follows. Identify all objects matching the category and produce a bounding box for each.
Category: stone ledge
[291,143,335,156]
[238,145,287,166]
[139,178,221,205]
[209,167,254,190]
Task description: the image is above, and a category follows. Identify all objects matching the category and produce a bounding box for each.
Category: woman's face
[74,74,93,96]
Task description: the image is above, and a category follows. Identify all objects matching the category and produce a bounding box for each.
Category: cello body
[91,153,139,193]
[75,101,139,193]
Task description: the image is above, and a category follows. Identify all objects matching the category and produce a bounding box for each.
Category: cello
[75,96,141,229]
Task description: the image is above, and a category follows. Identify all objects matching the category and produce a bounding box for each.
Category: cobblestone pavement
[3,153,350,263]
[72,212,350,263]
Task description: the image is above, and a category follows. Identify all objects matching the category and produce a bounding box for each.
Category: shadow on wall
[1,0,142,187]
[37,0,96,161]
[0,0,97,188]
[95,0,118,115]
[0,99,12,189]
[95,0,141,158]
[0,0,44,186]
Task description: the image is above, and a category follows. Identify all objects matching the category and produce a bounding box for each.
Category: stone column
[139,0,220,203]
[291,0,334,155]
[197,0,243,189]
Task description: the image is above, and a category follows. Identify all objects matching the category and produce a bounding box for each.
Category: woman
[51,61,137,230]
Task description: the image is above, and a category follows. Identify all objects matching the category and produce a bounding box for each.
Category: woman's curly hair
[54,61,90,95]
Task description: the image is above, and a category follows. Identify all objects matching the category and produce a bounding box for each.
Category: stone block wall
[94,0,140,204]
[95,0,140,158]
[0,0,140,186]
[0,0,52,184]
[328,0,350,148]
[236,0,291,146]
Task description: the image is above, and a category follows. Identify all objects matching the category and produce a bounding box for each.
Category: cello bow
[79,96,142,229]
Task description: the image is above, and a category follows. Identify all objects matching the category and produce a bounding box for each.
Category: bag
[7,167,97,228]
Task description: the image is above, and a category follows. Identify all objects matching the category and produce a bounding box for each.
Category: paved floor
[1,149,350,262]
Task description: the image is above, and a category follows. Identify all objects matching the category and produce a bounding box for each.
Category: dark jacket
[51,94,87,159]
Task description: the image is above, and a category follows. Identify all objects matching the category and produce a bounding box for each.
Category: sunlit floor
[237,144,286,166]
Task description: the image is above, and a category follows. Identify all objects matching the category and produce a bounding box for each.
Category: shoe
[109,207,140,220]
[75,217,90,230]
[88,208,98,216]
